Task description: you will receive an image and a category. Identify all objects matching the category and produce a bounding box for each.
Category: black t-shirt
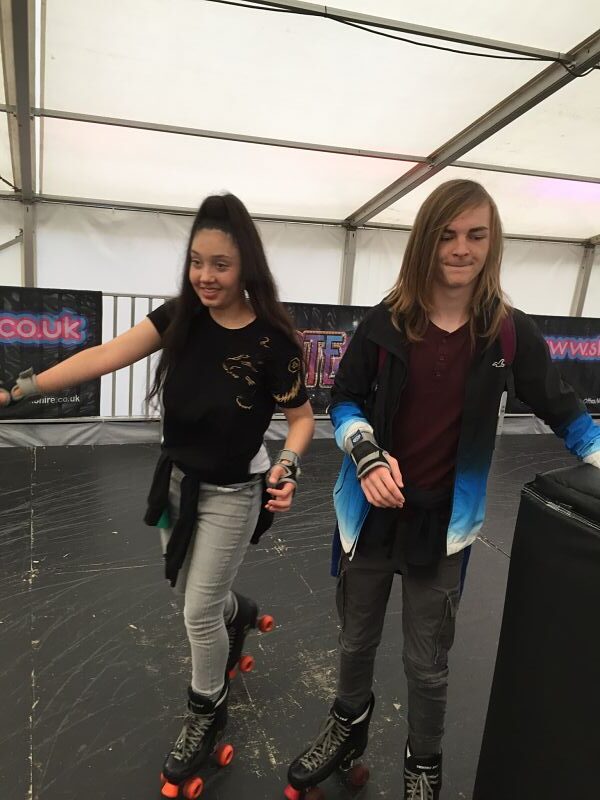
[148,301,308,483]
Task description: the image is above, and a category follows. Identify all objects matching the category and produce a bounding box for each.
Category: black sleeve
[330,315,379,410]
[147,299,176,337]
[266,333,309,409]
[512,309,585,430]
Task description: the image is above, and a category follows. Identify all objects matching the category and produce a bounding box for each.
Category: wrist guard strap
[349,429,390,480]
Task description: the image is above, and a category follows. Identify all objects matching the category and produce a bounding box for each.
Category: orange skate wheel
[228,667,238,680]
[305,788,325,800]
[258,614,275,633]
[182,776,204,799]
[239,654,255,673]
[283,785,302,800]
[348,763,370,786]
[214,742,235,766]
[161,780,179,798]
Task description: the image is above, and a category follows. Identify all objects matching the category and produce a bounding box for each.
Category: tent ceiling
[373,166,600,239]
[43,0,542,155]
[1,0,599,240]
[42,117,414,218]
[330,0,600,52]
[466,72,600,177]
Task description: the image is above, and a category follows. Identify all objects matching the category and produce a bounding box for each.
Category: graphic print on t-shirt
[223,353,260,409]
[222,336,271,410]
[273,355,302,405]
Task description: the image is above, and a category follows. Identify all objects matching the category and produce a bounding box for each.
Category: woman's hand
[265,463,296,512]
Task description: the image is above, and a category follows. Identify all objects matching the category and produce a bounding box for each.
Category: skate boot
[226,591,274,679]
[284,694,374,798]
[160,684,233,798]
[403,740,442,800]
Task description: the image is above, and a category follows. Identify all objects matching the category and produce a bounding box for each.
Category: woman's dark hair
[148,193,298,401]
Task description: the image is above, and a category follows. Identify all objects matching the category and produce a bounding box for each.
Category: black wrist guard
[349,430,390,480]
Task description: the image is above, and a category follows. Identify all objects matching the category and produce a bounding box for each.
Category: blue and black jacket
[330,302,600,572]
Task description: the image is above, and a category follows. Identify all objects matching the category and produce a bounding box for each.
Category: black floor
[0,435,574,800]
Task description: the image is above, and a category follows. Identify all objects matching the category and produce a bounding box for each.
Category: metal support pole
[570,244,596,317]
[339,227,357,305]
[21,201,35,286]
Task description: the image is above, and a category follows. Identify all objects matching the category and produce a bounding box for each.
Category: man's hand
[0,388,11,407]
[360,453,405,508]
[265,463,296,512]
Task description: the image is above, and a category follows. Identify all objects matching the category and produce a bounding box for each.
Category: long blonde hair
[385,179,509,344]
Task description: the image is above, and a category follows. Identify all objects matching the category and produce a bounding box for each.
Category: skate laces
[171,710,215,762]
[299,713,352,770]
[405,769,436,800]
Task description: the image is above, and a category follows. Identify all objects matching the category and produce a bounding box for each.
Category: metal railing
[103,292,168,419]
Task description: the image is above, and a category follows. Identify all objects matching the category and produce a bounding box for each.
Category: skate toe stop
[161,781,179,798]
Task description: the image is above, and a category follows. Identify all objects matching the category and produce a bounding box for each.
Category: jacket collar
[364,301,500,362]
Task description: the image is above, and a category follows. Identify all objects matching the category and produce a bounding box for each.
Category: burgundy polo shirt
[391,321,472,490]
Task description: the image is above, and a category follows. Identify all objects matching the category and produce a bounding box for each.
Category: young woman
[1,194,314,795]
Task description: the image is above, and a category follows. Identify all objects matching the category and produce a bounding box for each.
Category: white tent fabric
[466,73,600,177]
[29,0,598,236]
[334,0,600,50]
[500,240,582,315]
[373,166,600,238]
[34,201,589,317]
[41,118,413,219]
[35,204,344,304]
[0,0,599,344]
[42,0,540,154]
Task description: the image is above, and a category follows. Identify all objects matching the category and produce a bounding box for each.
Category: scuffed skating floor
[0,436,573,800]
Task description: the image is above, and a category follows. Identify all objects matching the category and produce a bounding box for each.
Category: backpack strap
[377,344,388,375]
[499,312,516,366]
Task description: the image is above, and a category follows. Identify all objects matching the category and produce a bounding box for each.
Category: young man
[285,180,600,800]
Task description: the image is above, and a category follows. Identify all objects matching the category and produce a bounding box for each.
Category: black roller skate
[284,694,374,799]
[160,684,233,799]
[403,740,442,800]
[226,591,275,679]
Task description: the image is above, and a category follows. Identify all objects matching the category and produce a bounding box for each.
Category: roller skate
[226,591,275,680]
[284,694,374,799]
[403,740,442,800]
[160,684,233,799]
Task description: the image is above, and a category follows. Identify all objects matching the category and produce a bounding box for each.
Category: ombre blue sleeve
[330,401,371,453]
[556,412,600,459]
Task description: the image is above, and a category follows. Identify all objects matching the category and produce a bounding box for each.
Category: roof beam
[33,192,589,244]
[365,222,587,245]
[251,1,562,60]
[0,231,22,251]
[31,107,428,163]
[36,193,343,225]
[347,29,600,227]
[28,107,600,187]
